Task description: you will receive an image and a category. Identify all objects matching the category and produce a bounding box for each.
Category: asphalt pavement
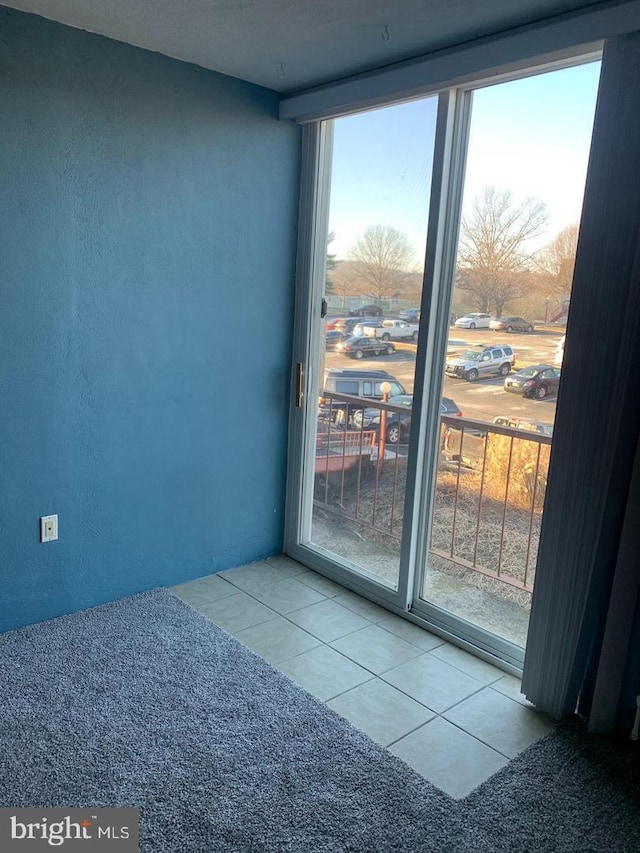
[325,327,564,428]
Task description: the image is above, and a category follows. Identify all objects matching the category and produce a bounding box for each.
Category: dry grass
[482,433,550,510]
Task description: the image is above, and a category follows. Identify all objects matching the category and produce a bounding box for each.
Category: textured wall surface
[0,7,301,632]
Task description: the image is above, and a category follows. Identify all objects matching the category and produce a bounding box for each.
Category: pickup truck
[361,319,419,342]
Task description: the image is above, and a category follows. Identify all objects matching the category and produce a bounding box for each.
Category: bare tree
[534,222,579,300]
[348,225,416,302]
[327,261,364,306]
[457,187,549,317]
[325,231,338,295]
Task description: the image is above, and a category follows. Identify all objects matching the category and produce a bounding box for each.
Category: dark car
[319,368,406,424]
[325,331,347,351]
[353,395,462,445]
[335,335,395,359]
[489,316,535,333]
[348,304,384,317]
[333,317,367,334]
[398,308,420,323]
[504,364,561,399]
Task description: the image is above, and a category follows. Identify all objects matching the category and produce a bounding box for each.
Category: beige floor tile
[381,653,483,713]
[264,555,310,577]
[443,687,554,757]
[286,599,371,643]
[333,591,391,622]
[170,574,236,607]
[328,678,435,746]
[276,645,372,702]
[428,643,506,684]
[234,616,321,664]
[219,561,289,595]
[376,613,445,651]
[490,674,534,707]
[197,591,277,634]
[252,578,327,614]
[390,716,507,799]
[296,572,347,598]
[330,624,423,675]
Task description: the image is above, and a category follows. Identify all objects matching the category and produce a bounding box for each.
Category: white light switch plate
[40,514,58,543]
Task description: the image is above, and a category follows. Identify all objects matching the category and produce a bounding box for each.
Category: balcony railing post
[377,383,391,482]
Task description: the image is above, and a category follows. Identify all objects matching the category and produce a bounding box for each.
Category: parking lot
[325,327,564,427]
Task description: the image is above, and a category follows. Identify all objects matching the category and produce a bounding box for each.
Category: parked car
[493,416,554,436]
[352,394,413,443]
[362,319,419,341]
[353,319,384,336]
[348,304,384,317]
[441,417,486,464]
[489,316,535,333]
[396,308,454,325]
[555,335,565,366]
[398,308,420,323]
[445,344,515,381]
[319,369,406,423]
[333,317,371,335]
[353,395,462,444]
[335,335,395,359]
[504,364,561,399]
[454,312,493,329]
[325,331,347,351]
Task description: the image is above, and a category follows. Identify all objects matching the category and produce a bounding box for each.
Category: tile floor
[170,555,553,800]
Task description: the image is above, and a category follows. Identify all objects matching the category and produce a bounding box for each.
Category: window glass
[423,59,600,650]
[336,380,358,394]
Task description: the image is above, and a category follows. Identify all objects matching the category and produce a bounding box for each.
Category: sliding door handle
[295,363,304,408]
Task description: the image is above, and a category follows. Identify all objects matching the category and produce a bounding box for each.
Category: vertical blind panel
[522,31,640,719]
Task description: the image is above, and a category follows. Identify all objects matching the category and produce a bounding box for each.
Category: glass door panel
[418,61,601,648]
[305,96,438,591]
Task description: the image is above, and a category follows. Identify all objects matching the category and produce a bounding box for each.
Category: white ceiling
[3,0,601,92]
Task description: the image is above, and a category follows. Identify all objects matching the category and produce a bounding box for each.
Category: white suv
[446,344,516,381]
[454,313,492,329]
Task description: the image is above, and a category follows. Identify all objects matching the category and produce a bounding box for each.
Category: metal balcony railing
[313,392,552,595]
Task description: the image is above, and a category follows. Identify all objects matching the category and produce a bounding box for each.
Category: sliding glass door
[293,96,439,601]
[286,52,601,665]
[413,60,601,661]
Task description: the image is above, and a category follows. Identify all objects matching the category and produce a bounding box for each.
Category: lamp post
[377,381,391,480]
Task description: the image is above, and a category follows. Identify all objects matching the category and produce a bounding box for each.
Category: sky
[327,60,602,263]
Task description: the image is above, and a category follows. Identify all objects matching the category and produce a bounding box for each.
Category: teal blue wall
[0,8,301,631]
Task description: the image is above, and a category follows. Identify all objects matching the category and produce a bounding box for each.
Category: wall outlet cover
[40,514,58,543]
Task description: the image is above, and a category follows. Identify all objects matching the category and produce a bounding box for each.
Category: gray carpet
[0,589,638,852]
